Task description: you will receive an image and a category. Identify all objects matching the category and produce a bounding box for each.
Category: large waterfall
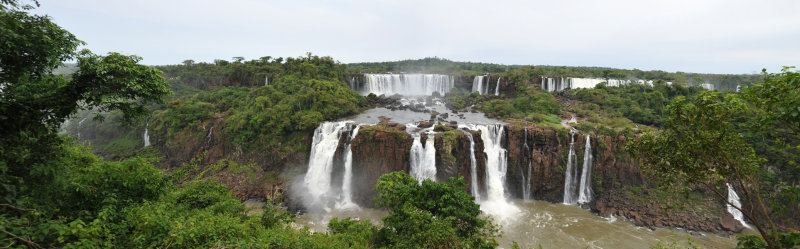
[478,124,520,218]
[410,131,437,183]
[577,135,593,204]
[563,131,579,204]
[471,75,488,95]
[726,183,749,228]
[362,73,454,96]
[336,125,361,210]
[463,130,481,201]
[304,121,349,211]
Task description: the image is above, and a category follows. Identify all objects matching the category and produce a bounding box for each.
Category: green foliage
[565,82,702,127]
[328,217,384,248]
[465,85,562,126]
[156,54,349,88]
[348,57,512,74]
[153,99,214,136]
[374,172,499,249]
[0,4,170,216]
[629,70,800,248]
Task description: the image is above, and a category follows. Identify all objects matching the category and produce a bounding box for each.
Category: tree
[629,68,800,249]
[373,172,499,249]
[0,1,171,244]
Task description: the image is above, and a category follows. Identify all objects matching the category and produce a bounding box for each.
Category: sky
[33,0,800,74]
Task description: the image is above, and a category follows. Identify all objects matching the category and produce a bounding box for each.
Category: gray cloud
[35,0,800,73]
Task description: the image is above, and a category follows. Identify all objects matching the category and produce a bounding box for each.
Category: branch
[0,230,43,249]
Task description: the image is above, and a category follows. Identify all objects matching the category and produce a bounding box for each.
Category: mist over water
[290,200,739,249]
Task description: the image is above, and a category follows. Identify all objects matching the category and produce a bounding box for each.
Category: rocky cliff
[349,123,414,206]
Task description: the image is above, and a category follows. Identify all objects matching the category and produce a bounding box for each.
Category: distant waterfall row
[359,74,454,96]
[541,77,658,92]
[471,75,501,95]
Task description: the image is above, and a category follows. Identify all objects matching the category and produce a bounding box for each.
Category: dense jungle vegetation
[2,1,798,248]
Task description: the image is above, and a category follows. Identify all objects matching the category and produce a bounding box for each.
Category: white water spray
[410,132,437,183]
[727,183,750,228]
[563,131,579,204]
[477,124,520,219]
[577,135,593,204]
[304,121,349,211]
[362,74,454,96]
[494,77,501,96]
[143,123,151,147]
[521,126,532,201]
[472,75,487,95]
[336,125,361,210]
[77,117,87,139]
[462,130,481,201]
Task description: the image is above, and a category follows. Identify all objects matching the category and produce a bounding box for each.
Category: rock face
[433,129,486,197]
[504,125,574,202]
[349,124,413,206]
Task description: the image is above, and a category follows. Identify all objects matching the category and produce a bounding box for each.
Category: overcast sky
[34,0,800,74]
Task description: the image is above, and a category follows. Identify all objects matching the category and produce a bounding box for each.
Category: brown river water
[246,200,743,248]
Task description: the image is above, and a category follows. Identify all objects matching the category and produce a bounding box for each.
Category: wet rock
[418,121,433,128]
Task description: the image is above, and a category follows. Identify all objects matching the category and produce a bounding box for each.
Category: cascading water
[541,77,654,92]
[336,125,361,210]
[478,124,520,218]
[410,131,437,183]
[521,126,532,201]
[494,77,501,96]
[577,135,593,204]
[304,121,349,211]
[362,73,454,96]
[265,76,269,86]
[77,117,87,138]
[563,131,579,204]
[727,183,750,228]
[143,123,150,147]
[472,75,487,95]
[462,130,481,201]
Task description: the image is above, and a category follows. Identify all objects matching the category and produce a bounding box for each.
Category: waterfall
[472,75,486,95]
[563,131,579,204]
[727,183,750,228]
[477,124,520,218]
[59,119,70,135]
[304,121,349,210]
[206,125,214,144]
[494,77,501,96]
[410,132,437,183]
[463,130,481,201]
[265,76,269,86]
[362,73,454,96]
[577,135,593,204]
[700,83,715,90]
[76,117,87,138]
[336,125,361,210]
[521,126,532,201]
[143,124,151,147]
[541,77,655,91]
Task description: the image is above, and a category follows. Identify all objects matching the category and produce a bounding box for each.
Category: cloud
[35,0,800,73]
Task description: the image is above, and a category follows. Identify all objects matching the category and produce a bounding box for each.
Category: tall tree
[0,0,170,210]
[629,68,800,249]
